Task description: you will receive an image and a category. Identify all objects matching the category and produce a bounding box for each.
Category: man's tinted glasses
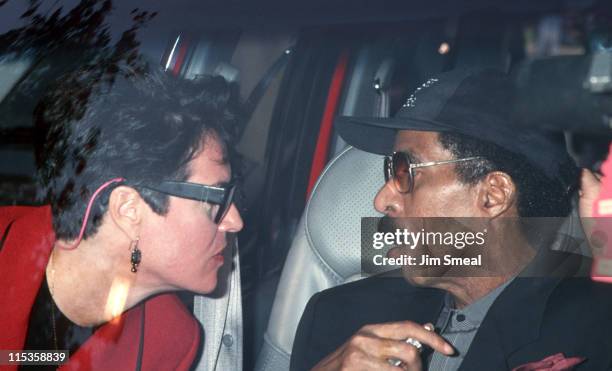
[384,151,482,194]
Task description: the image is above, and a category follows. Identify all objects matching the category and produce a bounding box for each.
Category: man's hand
[311,321,454,371]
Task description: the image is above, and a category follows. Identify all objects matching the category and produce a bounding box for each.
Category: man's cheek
[402,201,427,218]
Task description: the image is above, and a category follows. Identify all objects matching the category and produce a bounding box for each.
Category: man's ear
[107,186,143,240]
[476,171,517,217]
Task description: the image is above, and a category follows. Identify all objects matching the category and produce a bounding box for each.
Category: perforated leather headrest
[305,146,384,279]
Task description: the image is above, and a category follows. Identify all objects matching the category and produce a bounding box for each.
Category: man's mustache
[377,216,400,234]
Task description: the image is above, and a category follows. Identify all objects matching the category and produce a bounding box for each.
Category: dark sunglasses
[384,151,482,193]
[142,181,236,223]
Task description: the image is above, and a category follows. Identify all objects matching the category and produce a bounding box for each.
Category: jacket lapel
[459,248,584,370]
[458,277,559,370]
[376,273,446,325]
[378,275,446,364]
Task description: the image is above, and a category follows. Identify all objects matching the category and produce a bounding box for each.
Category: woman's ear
[476,171,517,217]
[107,186,143,240]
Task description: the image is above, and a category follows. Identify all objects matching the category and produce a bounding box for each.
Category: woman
[0,66,243,370]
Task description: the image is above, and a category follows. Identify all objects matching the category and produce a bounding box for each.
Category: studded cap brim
[335,69,478,155]
[336,115,455,155]
[334,68,571,182]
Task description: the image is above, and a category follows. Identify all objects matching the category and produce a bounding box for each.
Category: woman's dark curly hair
[35,65,241,240]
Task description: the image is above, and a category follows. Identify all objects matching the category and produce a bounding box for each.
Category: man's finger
[343,332,425,370]
[340,341,420,371]
[362,339,423,371]
[381,339,423,367]
[361,321,454,355]
[358,336,422,361]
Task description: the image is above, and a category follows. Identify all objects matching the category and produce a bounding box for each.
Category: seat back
[255,146,383,371]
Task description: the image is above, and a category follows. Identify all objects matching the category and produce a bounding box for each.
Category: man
[290,68,612,370]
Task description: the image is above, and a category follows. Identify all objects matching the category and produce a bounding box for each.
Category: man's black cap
[336,68,570,180]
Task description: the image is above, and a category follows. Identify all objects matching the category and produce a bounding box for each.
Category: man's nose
[374,181,402,217]
[219,203,244,232]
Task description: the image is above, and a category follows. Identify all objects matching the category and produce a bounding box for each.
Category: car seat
[255,146,384,371]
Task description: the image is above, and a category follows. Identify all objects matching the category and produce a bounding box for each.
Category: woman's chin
[190,278,218,295]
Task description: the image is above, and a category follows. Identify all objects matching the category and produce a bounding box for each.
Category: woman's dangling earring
[130,237,141,273]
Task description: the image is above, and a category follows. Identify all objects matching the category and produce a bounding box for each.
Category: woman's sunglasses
[384,151,482,194]
[143,181,236,224]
